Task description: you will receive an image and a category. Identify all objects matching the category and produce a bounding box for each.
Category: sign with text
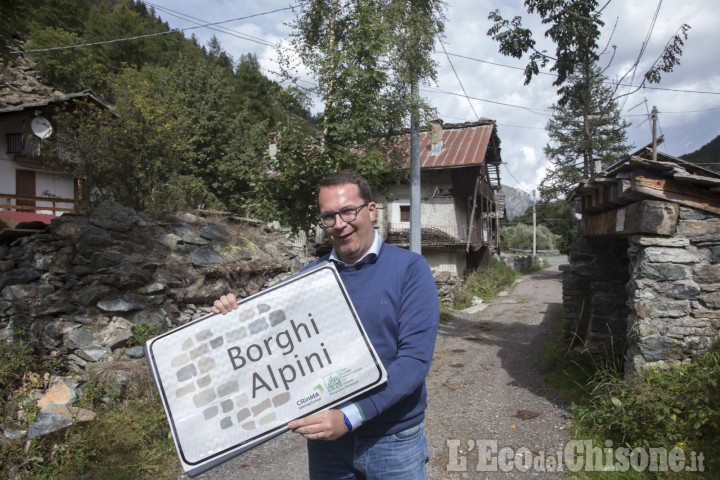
[145,263,386,477]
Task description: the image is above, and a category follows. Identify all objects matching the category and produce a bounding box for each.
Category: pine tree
[539,65,631,201]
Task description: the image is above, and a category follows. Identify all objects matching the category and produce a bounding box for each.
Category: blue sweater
[306,241,439,436]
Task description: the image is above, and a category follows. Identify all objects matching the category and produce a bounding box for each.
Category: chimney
[430,119,444,155]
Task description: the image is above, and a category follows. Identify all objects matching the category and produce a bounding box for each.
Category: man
[212,170,439,479]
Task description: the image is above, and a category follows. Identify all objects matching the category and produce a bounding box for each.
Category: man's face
[318,183,376,265]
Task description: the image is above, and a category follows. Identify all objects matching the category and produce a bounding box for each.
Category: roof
[400,120,501,170]
[0,210,56,228]
[569,139,720,216]
[0,90,113,115]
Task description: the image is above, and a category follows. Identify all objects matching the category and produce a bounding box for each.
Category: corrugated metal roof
[400,121,497,169]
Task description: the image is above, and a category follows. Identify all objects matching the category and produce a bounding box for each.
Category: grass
[0,340,180,480]
[538,312,719,479]
[452,258,521,309]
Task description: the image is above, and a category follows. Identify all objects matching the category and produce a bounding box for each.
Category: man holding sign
[213,170,439,479]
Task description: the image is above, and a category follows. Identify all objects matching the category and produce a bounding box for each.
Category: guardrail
[0,194,75,215]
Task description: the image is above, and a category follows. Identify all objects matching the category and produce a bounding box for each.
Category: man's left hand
[288,408,348,441]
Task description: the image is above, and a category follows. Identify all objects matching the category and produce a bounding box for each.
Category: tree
[509,200,578,254]
[539,65,631,200]
[488,0,688,204]
[48,66,202,211]
[501,223,559,252]
[267,0,447,233]
[487,0,690,105]
[1,0,30,65]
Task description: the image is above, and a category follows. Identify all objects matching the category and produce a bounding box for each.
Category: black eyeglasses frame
[318,203,369,227]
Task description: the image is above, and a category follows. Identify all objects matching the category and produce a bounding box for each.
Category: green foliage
[681,134,720,173]
[1,0,31,65]
[509,200,579,254]
[574,353,720,465]
[48,65,196,211]
[26,26,107,92]
[281,0,447,187]
[540,65,632,196]
[246,125,406,233]
[130,323,156,345]
[455,259,519,308]
[12,394,178,480]
[501,223,559,251]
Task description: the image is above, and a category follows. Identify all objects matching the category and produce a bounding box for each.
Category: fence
[0,194,75,215]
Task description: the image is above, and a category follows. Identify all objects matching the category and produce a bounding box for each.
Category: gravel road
[181,261,572,480]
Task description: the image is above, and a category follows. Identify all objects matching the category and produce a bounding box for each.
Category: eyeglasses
[318,203,369,227]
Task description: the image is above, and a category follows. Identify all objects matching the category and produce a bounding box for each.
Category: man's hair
[318,170,373,203]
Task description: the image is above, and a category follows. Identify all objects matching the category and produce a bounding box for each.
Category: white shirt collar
[329,230,382,267]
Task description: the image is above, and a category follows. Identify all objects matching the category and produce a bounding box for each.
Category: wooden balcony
[0,194,75,215]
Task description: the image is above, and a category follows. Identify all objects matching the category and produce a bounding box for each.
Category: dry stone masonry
[564,148,720,375]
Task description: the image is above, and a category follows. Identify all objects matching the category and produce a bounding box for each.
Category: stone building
[378,119,504,275]
[563,142,720,374]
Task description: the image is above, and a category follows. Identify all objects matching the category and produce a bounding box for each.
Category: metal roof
[400,120,500,169]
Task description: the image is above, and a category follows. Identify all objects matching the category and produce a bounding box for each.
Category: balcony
[0,194,75,216]
[385,223,480,249]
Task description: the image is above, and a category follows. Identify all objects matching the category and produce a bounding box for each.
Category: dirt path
[188,262,571,480]
[424,262,571,479]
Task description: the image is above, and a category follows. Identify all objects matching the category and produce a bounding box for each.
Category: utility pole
[532,190,537,256]
[651,105,658,162]
[409,79,421,253]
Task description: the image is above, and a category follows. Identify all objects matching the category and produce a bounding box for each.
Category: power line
[145,1,278,48]
[420,87,552,116]
[25,30,180,53]
[440,51,720,96]
[438,38,479,120]
[25,6,293,53]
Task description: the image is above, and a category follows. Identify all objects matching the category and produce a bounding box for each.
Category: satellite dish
[31,116,53,139]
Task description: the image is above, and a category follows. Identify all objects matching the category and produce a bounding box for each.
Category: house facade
[375,120,504,276]
[0,53,112,221]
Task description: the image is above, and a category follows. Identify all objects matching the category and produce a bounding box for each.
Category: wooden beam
[582,200,679,237]
[632,173,720,216]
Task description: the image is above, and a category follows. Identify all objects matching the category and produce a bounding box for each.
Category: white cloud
[151,0,720,189]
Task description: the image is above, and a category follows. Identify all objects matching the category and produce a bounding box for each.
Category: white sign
[145,262,387,477]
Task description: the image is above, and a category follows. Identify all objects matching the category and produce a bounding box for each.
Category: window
[6,133,23,154]
[400,205,410,222]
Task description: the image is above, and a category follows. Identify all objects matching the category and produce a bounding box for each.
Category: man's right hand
[211,293,238,314]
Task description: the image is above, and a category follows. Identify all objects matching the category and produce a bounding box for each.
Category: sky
[144,0,720,193]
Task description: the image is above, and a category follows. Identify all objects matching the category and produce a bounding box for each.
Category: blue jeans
[307,422,429,480]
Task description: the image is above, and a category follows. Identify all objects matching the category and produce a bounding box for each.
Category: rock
[124,346,145,358]
[37,381,77,409]
[76,227,113,257]
[75,345,107,362]
[0,268,42,288]
[191,248,222,266]
[27,404,96,439]
[98,317,134,350]
[90,251,125,270]
[65,327,95,349]
[201,224,232,242]
[174,225,210,245]
[97,295,144,313]
[88,200,138,231]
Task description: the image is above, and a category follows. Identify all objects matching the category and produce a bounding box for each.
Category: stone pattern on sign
[167,303,291,437]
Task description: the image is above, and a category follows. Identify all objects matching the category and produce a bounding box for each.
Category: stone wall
[624,206,720,372]
[0,201,457,442]
[563,203,720,373]
[562,237,630,360]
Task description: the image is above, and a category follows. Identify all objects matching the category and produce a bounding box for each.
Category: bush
[501,223,559,251]
[570,353,720,477]
[454,259,519,308]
